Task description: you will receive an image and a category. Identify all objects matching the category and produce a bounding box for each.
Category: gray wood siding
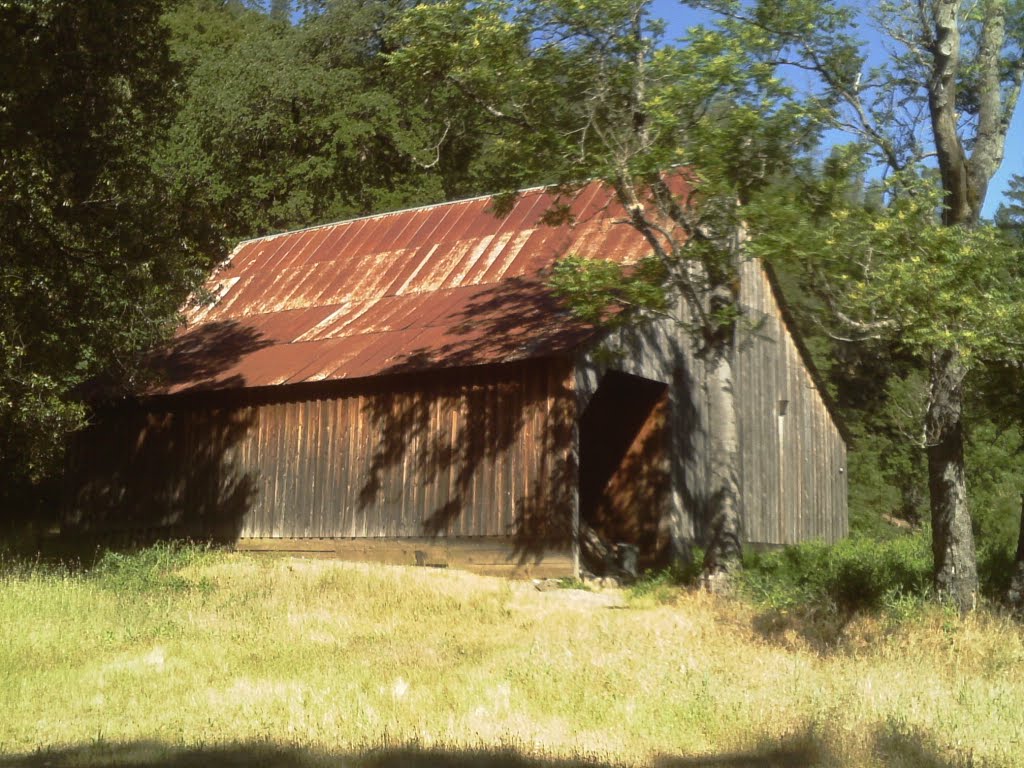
[735,259,848,545]
[575,290,710,550]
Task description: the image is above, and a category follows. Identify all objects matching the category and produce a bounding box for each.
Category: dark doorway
[578,371,671,573]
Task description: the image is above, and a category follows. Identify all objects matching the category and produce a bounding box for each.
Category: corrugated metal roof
[152,180,679,394]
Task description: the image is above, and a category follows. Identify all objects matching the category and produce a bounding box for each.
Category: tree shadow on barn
[145,320,274,393]
[356,276,587,566]
[353,360,577,566]
[40,321,272,564]
[357,274,703,572]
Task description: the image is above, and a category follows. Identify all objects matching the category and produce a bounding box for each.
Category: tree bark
[928,0,973,225]
[1006,495,1024,611]
[968,0,1017,215]
[925,348,978,613]
[922,1,1004,612]
[701,212,745,590]
[702,308,742,590]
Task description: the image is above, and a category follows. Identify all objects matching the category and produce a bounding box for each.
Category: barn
[63,180,848,577]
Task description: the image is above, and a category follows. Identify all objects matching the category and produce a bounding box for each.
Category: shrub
[632,548,704,588]
[90,541,217,593]
[738,533,932,615]
[977,537,1016,600]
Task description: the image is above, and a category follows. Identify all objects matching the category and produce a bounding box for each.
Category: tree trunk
[925,348,978,613]
[921,1,1019,613]
[702,285,742,590]
[1005,495,1024,612]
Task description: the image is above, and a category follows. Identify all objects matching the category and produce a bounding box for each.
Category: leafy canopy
[748,166,1024,371]
[390,0,833,326]
[161,0,493,240]
[0,0,221,486]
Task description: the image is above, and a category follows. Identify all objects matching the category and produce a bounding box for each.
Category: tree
[995,173,1024,242]
[389,0,831,581]
[270,0,291,21]
[0,1,221,515]
[723,0,1024,612]
[160,0,491,240]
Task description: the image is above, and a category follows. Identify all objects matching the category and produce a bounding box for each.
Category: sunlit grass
[1,544,1022,767]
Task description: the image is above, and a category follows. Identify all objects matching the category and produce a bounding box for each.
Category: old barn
[64,181,847,577]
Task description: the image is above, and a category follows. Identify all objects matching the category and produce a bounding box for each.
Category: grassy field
[1,545,1022,768]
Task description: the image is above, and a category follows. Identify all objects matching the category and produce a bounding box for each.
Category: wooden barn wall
[735,259,848,545]
[64,360,577,556]
[575,293,709,553]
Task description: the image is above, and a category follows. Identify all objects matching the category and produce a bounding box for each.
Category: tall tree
[160,0,490,240]
[390,0,831,581]
[721,0,1024,611]
[995,173,1024,241]
[0,0,221,512]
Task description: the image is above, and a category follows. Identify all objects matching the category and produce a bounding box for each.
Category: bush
[978,537,1016,600]
[90,541,217,593]
[628,550,705,603]
[738,534,932,614]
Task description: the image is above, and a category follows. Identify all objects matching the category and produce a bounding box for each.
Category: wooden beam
[235,537,574,579]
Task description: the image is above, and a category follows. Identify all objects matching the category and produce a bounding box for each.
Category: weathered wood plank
[733,258,848,546]
[235,536,574,578]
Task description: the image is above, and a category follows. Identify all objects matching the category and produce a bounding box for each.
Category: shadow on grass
[0,724,973,768]
[870,721,974,768]
[749,606,862,654]
[0,739,824,768]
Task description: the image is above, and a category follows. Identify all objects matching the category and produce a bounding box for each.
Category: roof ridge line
[233,182,558,248]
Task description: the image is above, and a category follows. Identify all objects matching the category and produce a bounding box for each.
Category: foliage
[627,549,705,603]
[160,0,491,240]
[762,237,928,533]
[750,170,1024,367]
[842,371,931,533]
[388,0,831,259]
[0,0,222,502]
[677,0,1023,609]
[978,535,1019,601]
[548,256,668,325]
[738,535,933,615]
[994,173,1024,242]
[389,0,844,576]
[704,0,1024,225]
[5,0,1020,606]
[964,418,1024,545]
[89,541,220,594]
[749,157,1024,596]
[0,0,505,520]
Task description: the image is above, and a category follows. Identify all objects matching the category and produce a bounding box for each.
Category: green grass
[1,544,1023,767]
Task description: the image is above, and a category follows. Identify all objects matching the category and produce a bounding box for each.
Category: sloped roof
[152,180,668,394]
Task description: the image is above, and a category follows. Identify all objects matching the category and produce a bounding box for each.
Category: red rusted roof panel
[151,179,689,394]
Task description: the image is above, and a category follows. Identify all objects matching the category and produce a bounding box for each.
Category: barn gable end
[64,181,847,576]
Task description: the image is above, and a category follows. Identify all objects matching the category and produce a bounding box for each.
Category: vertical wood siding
[64,262,848,560]
[65,361,576,547]
[574,290,711,554]
[735,260,849,545]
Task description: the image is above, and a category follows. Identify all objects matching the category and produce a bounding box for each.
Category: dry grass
[1,547,1022,767]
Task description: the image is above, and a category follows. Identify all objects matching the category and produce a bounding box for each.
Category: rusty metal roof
[152,180,674,394]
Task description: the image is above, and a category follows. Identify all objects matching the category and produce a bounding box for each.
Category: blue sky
[650,0,1023,217]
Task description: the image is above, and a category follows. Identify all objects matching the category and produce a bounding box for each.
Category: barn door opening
[578,371,671,575]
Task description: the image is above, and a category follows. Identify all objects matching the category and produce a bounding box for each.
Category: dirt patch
[509,580,627,611]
